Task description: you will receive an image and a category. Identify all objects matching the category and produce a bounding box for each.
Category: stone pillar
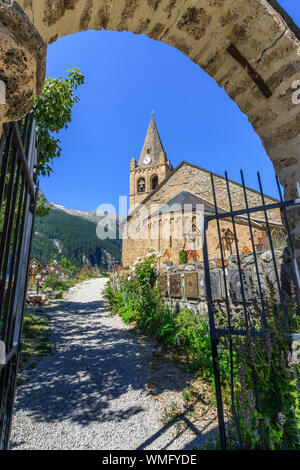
[266,116,300,270]
[0,0,46,134]
[276,161,300,272]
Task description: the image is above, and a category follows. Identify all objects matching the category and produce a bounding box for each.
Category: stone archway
[0,0,300,247]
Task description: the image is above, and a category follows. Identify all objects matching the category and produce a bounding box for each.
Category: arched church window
[137,177,145,193]
[151,175,158,190]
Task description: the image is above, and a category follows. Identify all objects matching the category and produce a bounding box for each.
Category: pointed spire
[138,115,165,167]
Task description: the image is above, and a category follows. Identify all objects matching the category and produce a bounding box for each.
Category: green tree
[36,196,50,218]
[33,68,85,176]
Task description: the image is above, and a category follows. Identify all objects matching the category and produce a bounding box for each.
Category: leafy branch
[33,68,85,177]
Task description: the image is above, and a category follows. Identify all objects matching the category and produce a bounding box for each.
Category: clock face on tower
[143,156,152,165]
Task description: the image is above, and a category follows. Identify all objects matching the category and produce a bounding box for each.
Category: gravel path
[10,278,217,450]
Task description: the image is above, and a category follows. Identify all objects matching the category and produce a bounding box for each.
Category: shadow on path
[11,280,218,449]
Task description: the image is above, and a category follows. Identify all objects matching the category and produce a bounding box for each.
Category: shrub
[105,254,300,450]
[179,250,188,265]
[104,251,216,380]
[231,308,300,450]
[43,277,68,292]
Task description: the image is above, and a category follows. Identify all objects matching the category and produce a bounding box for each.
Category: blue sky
[41,0,299,212]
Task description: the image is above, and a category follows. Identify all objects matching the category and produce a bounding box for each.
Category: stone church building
[122,117,283,268]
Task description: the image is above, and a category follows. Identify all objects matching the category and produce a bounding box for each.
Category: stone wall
[122,214,278,268]
[158,247,297,318]
[112,247,297,321]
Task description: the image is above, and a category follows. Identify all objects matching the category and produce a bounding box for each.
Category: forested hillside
[32,208,122,268]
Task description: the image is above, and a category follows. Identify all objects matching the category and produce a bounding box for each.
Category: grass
[161,402,184,435]
[18,312,51,378]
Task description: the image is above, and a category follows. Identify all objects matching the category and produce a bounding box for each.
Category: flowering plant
[43,287,53,293]
[26,297,45,306]
[127,249,162,290]
[108,249,163,333]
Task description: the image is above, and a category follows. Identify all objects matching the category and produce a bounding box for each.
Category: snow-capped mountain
[46,202,125,231]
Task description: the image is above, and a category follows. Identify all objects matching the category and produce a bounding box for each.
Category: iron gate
[203,170,300,450]
[0,114,38,450]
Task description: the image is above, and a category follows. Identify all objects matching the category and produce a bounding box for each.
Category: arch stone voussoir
[0,0,46,132]
[1,0,300,254]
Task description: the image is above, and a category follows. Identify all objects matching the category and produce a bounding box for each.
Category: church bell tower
[129,115,173,212]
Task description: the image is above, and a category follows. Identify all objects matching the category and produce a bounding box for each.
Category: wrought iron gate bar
[202,220,227,450]
[4,174,27,346]
[225,171,249,331]
[204,199,300,222]
[210,172,244,448]
[224,170,269,448]
[0,346,18,373]
[216,328,294,339]
[204,169,300,450]
[275,176,300,294]
[257,172,289,333]
[244,170,285,448]
[12,121,36,200]
[0,114,38,450]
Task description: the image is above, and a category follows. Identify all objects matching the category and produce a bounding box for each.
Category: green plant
[43,277,68,292]
[179,250,188,265]
[233,332,300,449]
[100,271,110,278]
[60,257,75,273]
[19,313,51,372]
[33,68,85,176]
[104,255,215,381]
[105,258,300,450]
[215,299,300,450]
[161,402,182,424]
[36,196,50,218]
[171,309,213,373]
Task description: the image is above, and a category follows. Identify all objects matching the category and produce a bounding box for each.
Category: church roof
[138,115,165,167]
[151,191,217,216]
[128,161,279,221]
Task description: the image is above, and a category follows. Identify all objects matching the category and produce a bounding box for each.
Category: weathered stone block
[159,274,167,296]
[169,274,181,298]
[228,268,253,302]
[208,269,223,301]
[184,272,199,299]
